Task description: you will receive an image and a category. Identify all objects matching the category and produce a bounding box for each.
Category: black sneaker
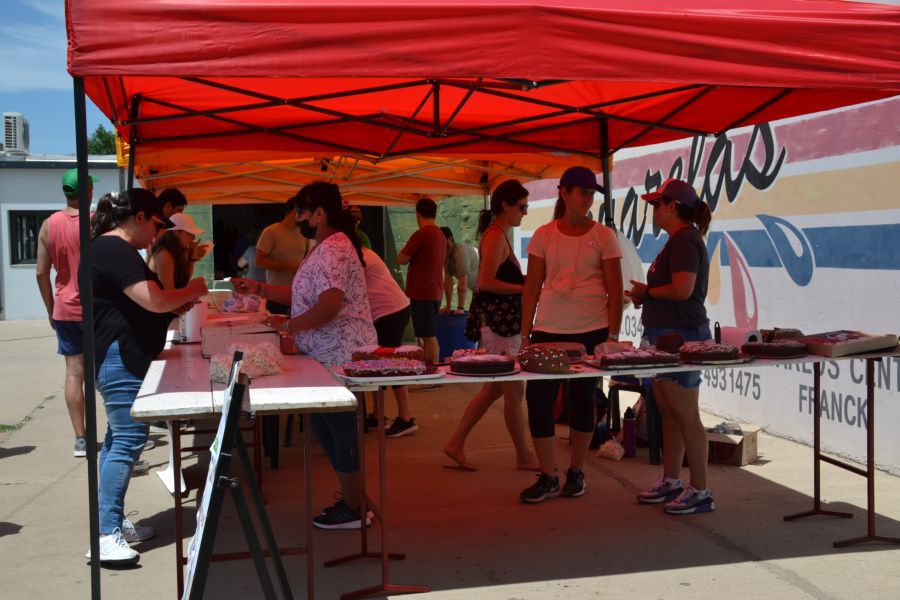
[312,503,373,530]
[520,473,560,504]
[365,413,383,431]
[562,467,586,497]
[321,499,374,520]
[384,417,418,438]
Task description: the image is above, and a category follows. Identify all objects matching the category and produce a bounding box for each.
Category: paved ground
[1,319,899,599]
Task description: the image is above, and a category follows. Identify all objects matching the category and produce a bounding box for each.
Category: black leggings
[526,328,608,438]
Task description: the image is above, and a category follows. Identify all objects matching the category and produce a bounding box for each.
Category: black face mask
[298,219,317,240]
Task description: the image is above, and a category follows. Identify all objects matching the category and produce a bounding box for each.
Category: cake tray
[447,368,521,378]
[682,356,755,366]
[334,369,444,384]
[585,359,680,370]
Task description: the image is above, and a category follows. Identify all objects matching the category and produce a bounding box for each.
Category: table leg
[325,389,428,600]
[646,386,661,466]
[784,363,853,521]
[173,419,184,598]
[303,414,315,600]
[833,359,900,547]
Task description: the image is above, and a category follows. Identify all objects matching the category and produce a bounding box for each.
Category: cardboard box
[201,314,278,357]
[703,418,760,466]
[802,331,897,357]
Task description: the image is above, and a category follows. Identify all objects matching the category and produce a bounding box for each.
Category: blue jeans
[97,341,149,534]
[643,323,712,389]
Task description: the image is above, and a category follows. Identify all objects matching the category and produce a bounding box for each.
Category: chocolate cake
[761,328,804,342]
[530,342,586,363]
[342,358,426,377]
[352,345,424,361]
[597,348,679,368]
[679,341,740,363]
[655,332,685,353]
[742,340,807,358]
[518,346,570,373]
[449,353,516,375]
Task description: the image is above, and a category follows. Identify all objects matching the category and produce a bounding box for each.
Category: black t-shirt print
[642,226,709,328]
[91,235,174,378]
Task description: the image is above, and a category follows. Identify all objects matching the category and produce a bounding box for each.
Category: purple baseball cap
[558,166,606,194]
[641,178,700,208]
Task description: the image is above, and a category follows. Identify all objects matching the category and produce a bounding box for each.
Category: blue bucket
[435,312,476,361]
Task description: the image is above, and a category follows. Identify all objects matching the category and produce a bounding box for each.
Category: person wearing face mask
[256,196,313,315]
[626,178,716,515]
[232,182,377,530]
[87,189,209,565]
[519,166,624,504]
[148,213,207,291]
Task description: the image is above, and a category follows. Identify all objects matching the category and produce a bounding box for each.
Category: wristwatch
[609,334,619,341]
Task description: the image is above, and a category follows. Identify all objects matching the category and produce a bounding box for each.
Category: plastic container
[622,406,636,458]
[435,312,476,361]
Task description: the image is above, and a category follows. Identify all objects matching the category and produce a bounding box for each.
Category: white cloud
[0,21,69,92]
[24,0,65,21]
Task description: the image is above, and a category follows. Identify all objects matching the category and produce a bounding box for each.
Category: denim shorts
[642,322,712,390]
[55,320,83,356]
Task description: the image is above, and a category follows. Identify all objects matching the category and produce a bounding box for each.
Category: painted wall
[516,97,900,474]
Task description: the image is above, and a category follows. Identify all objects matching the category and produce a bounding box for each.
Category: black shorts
[374,306,411,347]
[409,299,440,338]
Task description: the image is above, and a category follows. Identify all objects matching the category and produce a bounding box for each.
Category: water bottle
[622,407,636,458]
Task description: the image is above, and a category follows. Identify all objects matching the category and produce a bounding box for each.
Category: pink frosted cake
[342,358,426,377]
[351,345,424,361]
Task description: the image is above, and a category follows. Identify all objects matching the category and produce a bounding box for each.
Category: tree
[87,124,117,155]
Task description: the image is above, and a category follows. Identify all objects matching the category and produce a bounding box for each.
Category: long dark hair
[150,232,192,288]
[478,179,529,236]
[90,189,158,239]
[296,182,365,266]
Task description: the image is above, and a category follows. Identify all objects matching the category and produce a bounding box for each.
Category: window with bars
[8,210,54,265]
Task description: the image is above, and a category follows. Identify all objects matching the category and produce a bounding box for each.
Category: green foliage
[87,124,116,155]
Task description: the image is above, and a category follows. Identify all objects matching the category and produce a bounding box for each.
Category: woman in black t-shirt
[88,190,208,565]
[626,178,716,516]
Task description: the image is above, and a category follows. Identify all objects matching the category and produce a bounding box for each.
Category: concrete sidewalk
[1,319,899,599]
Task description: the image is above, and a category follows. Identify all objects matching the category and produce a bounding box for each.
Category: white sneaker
[85,528,140,565]
[122,512,155,543]
[143,439,156,451]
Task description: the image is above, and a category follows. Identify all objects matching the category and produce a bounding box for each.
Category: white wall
[0,161,119,320]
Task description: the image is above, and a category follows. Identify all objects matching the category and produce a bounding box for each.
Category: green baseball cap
[62,168,98,196]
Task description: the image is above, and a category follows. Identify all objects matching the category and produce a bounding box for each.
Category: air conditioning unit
[3,112,30,155]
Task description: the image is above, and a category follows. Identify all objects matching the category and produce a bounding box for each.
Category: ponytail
[552,194,566,220]
[674,200,712,236]
[340,208,365,267]
[477,209,493,236]
[91,192,132,239]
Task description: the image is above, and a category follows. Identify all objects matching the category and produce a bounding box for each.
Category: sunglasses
[151,216,167,231]
[518,203,529,213]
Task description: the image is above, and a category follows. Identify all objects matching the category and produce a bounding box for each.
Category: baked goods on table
[742,340,807,358]
[655,332,685,353]
[352,345,425,361]
[342,358,426,377]
[449,353,516,375]
[518,346,571,373]
[761,327,804,342]
[595,348,679,369]
[210,341,283,383]
[679,341,741,363]
[529,342,586,363]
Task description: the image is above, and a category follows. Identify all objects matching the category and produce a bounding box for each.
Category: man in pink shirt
[36,168,95,457]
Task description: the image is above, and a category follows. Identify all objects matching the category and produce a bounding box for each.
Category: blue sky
[0,1,108,155]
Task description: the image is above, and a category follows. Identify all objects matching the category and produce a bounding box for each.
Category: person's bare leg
[64,354,86,438]
[337,471,362,511]
[422,336,440,364]
[394,385,412,421]
[443,382,502,470]
[658,380,707,489]
[569,430,594,471]
[653,379,685,481]
[501,381,538,470]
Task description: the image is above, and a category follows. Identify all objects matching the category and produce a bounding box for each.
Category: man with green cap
[35,168,96,457]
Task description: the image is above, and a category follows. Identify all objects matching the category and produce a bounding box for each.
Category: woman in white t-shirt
[360,246,418,438]
[519,166,624,504]
[233,183,377,530]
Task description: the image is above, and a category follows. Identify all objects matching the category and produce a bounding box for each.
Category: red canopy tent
[65,1,900,596]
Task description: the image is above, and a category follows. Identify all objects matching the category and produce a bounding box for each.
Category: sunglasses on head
[151,216,167,231]
[518,203,529,213]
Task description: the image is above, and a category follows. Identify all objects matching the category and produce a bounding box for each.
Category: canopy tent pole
[127,95,141,189]
[599,117,614,228]
[74,75,102,600]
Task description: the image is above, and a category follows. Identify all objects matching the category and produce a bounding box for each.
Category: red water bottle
[622,407,636,458]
